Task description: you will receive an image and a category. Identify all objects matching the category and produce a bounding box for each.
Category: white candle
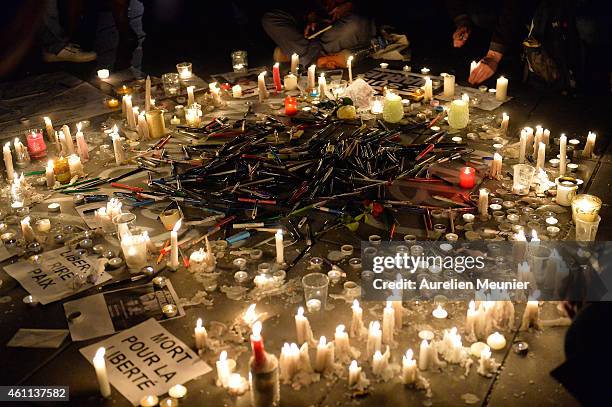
[61,124,75,155]
[423,76,433,101]
[477,347,493,376]
[372,349,389,377]
[284,73,298,91]
[140,395,159,406]
[418,339,431,371]
[93,347,111,398]
[382,301,395,344]
[189,247,216,273]
[170,219,182,269]
[97,69,110,79]
[137,112,150,140]
[348,360,361,387]
[43,116,55,141]
[307,65,316,90]
[121,233,148,269]
[258,71,269,102]
[232,84,242,98]
[3,142,14,182]
[124,95,136,128]
[275,229,284,264]
[519,129,527,164]
[280,343,300,381]
[68,154,84,177]
[347,56,354,82]
[443,74,455,97]
[486,332,506,350]
[366,320,382,359]
[145,75,151,112]
[36,219,51,233]
[45,159,55,188]
[170,115,181,125]
[75,122,89,161]
[583,131,596,158]
[111,131,124,166]
[490,153,503,178]
[559,134,567,176]
[209,82,222,106]
[314,336,329,373]
[318,73,327,98]
[465,300,477,338]
[295,306,314,345]
[524,127,534,156]
[299,342,313,372]
[168,384,187,399]
[401,349,417,385]
[470,61,478,76]
[291,53,299,75]
[216,351,232,387]
[500,112,509,135]
[195,317,208,350]
[543,128,550,146]
[521,300,540,330]
[350,299,367,338]
[20,216,35,242]
[496,76,508,101]
[187,85,195,106]
[479,188,489,218]
[334,325,350,358]
[432,304,448,319]
[536,141,546,170]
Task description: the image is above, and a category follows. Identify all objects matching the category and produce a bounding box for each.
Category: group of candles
[121,79,166,139]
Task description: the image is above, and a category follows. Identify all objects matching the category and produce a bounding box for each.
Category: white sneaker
[43,43,97,63]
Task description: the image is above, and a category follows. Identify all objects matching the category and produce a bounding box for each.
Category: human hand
[329,2,353,21]
[453,25,471,48]
[469,50,503,85]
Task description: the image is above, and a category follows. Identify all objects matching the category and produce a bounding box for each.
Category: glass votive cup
[302,272,329,312]
[575,216,601,241]
[231,51,248,73]
[512,164,536,195]
[176,62,193,80]
[571,194,602,222]
[162,73,180,96]
[368,235,382,245]
[547,226,561,238]
[330,79,348,98]
[370,96,384,115]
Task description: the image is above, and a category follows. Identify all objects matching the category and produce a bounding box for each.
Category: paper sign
[74,201,107,229]
[0,246,16,263]
[3,247,111,305]
[64,281,185,341]
[7,329,69,348]
[80,318,211,405]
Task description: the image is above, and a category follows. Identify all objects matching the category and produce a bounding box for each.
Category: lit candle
[401,349,417,385]
[490,153,503,179]
[216,350,232,387]
[232,84,242,98]
[61,124,75,155]
[284,96,297,116]
[559,134,567,176]
[520,300,540,330]
[195,317,208,350]
[423,76,433,101]
[418,339,431,370]
[93,347,111,398]
[272,62,282,92]
[45,159,55,188]
[348,360,361,387]
[20,216,35,242]
[170,219,182,269]
[275,229,284,264]
[295,306,314,345]
[382,91,404,123]
[185,106,202,127]
[486,331,506,350]
[111,130,124,166]
[443,74,455,97]
[334,325,350,359]
[347,56,354,82]
[209,82,222,106]
[372,349,389,377]
[228,373,249,396]
[97,69,110,79]
[583,131,596,158]
[170,115,180,125]
[258,71,269,102]
[571,194,602,222]
[382,301,395,344]
[318,73,327,99]
[350,299,367,338]
[75,123,89,161]
[140,395,159,407]
[465,300,477,339]
[291,53,299,75]
[189,246,216,273]
[370,98,384,115]
[366,320,382,359]
[307,65,316,90]
[124,95,136,128]
[279,343,299,382]
[187,85,195,106]
[43,116,55,143]
[477,347,494,376]
[284,73,298,91]
[68,154,84,177]
[519,129,527,164]
[478,188,489,219]
[121,233,148,269]
[250,321,267,366]
[536,141,545,170]
[459,166,475,188]
[470,61,478,76]
[496,76,508,101]
[314,336,330,373]
[26,129,47,159]
[432,304,448,319]
[3,142,14,181]
[137,111,150,140]
[447,96,469,129]
[500,112,509,135]
[168,384,187,399]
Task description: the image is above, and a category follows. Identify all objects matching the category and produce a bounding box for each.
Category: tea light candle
[291,53,299,74]
[93,347,111,398]
[97,69,110,79]
[168,384,187,399]
[140,395,159,407]
[432,304,447,319]
[121,233,148,270]
[495,76,508,101]
[486,332,506,350]
[35,219,51,233]
[232,84,242,98]
[284,73,298,91]
[423,76,433,101]
[571,194,602,222]
[443,74,455,97]
[371,98,384,115]
[170,115,180,125]
[583,131,596,158]
[284,96,297,116]
[195,317,208,350]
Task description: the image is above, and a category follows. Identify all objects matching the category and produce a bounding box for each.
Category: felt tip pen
[226,230,252,244]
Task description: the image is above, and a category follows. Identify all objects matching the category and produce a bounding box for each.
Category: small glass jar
[176,62,193,80]
[162,73,180,96]
[53,156,71,184]
[26,129,47,159]
[231,51,248,73]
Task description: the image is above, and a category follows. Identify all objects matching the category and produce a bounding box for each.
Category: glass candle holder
[302,272,329,312]
[512,164,536,195]
[575,216,601,241]
[571,194,602,222]
[26,129,47,159]
[447,97,469,129]
[459,166,476,188]
[176,62,193,80]
[121,233,148,270]
[185,106,202,127]
[162,73,180,96]
[556,177,578,207]
[284,96,297,116]
[383,92,404,123]
[53,156,71,184]
[370,95,384,115]
[330,79,348,98]
[145,109,166,138]
[113,212,136,239]
[231,51,248,73]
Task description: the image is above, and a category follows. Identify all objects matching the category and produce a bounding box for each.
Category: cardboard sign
[64,281,185,341]
[362,68,443,98]
[80,318,211,405]
[3,247,110,305]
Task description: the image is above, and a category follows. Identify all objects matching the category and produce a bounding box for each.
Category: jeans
[41,0,67,54]
[262,9,375,66]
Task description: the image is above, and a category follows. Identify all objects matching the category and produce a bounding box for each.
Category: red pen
[238,198,277,205]
[111,182,144,192]
[416,144,435,161]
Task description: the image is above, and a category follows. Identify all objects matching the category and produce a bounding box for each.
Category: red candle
[284,96,297,116]
[272,62,282,92]
[26,129,47,159]
[250,321,266,366]
[459,166,476,188]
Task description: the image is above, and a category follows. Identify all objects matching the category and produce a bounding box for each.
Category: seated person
[262,1,375,69]
[447,0,526,84]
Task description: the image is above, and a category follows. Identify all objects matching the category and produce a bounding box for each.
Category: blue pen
[226,231,252,244]
[316,206,345,215]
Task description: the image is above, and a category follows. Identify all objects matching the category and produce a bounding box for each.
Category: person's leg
[262,9,321,66]
[319,14,375,55]
[41,0,68,54]
[112,0,139,70]
[57,0,83,40]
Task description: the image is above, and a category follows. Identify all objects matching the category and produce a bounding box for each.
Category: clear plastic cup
[512,164,536,195]
[302,272,329,312]
[575,215,601,241]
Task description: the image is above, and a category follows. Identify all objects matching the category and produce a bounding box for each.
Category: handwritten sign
[3,247,110,305]
[80,318,211,405]
[362,68,442,98]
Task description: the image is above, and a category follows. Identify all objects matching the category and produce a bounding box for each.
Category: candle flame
[77,122,82,132]
[220,350,227,361]
[405,349,413,360]
[319,336,326,346]
[468,300,475,312]
[252,321,262,337]
[196,318,203,329]
[94,346,105,360]
[481,347,491,358]
[421,339,429,347]
[385,300,392,309]
[352,299,360,310]
[173,219,182,233]
[531,229,539,241]
[350,360,358,369]
[336,324,345,334]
